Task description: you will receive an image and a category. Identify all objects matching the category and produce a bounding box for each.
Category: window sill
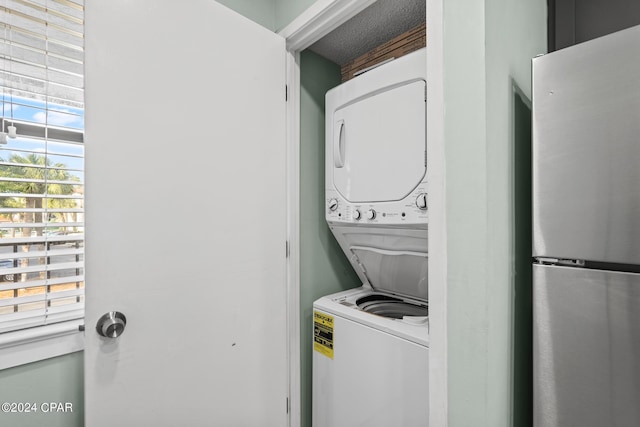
[0,320,84,370]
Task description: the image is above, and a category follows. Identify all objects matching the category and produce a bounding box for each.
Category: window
[0,0,84,346]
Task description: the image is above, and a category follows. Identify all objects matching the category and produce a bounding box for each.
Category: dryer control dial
[366,209,376,220]
[328,198,338,211]
[353,210,362,220]
[416,193,427,210]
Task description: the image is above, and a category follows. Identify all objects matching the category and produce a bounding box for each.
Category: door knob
[96,311,127,338]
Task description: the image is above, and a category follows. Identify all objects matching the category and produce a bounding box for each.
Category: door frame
[279,2,375,425]
[279,1,447,426]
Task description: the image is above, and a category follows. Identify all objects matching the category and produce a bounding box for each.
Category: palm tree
[0,153,78,232]
[0,153,80,281]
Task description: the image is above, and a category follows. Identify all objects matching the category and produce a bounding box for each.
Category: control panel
[326,184,428,225]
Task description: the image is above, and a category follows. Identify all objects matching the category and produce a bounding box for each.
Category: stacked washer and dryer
[312,48,429,427]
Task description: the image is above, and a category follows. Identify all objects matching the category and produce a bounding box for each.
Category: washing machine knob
[353,210,361,220]
[416,193,427,210]
[366,209,376,220]
[328,198,338,211]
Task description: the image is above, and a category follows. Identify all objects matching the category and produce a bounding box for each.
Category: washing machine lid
[332,80,426,203]
[329,225,428,300]
[350,246,428,300]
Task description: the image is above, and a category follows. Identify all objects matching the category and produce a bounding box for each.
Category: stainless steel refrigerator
[532,25,640,427]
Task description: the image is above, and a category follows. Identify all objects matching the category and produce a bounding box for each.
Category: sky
[0,93,84,130]
[0,93,84,176]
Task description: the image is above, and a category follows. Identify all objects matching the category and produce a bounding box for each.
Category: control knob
[353,210,361,220]
[416,193,427,210]
[366,209,376,220]
[328,198,338,211]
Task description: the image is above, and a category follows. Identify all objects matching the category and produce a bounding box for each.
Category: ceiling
[307,0,426,66]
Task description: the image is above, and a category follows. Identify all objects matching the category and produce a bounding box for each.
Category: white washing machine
[313,49,428,427]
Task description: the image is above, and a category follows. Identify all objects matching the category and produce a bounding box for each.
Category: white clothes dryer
[325,48,427,227]
[313,49,429,427]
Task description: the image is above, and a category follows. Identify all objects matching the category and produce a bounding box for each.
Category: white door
[84,2,288,426]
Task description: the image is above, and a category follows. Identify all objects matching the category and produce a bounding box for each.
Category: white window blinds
[0,0,84,334]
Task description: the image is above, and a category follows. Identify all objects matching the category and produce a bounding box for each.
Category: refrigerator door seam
[533,257,585,267]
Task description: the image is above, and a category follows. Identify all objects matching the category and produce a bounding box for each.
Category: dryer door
[332,80,426,203]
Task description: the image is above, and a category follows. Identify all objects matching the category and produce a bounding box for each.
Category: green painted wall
[0,352,84,427]
[215,0,277,31]
[275,0,316,31]
[484,2,545,426]
[299,49,360,427]
[512,89,532,427]
[215,0,317,32]
[442,3,490,424]
[442,0,545,425]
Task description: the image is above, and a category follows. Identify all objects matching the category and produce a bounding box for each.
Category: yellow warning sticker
[313,311,334,359]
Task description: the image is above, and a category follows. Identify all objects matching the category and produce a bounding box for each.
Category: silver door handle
[334,120,345,168]
[96,311,127,338]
